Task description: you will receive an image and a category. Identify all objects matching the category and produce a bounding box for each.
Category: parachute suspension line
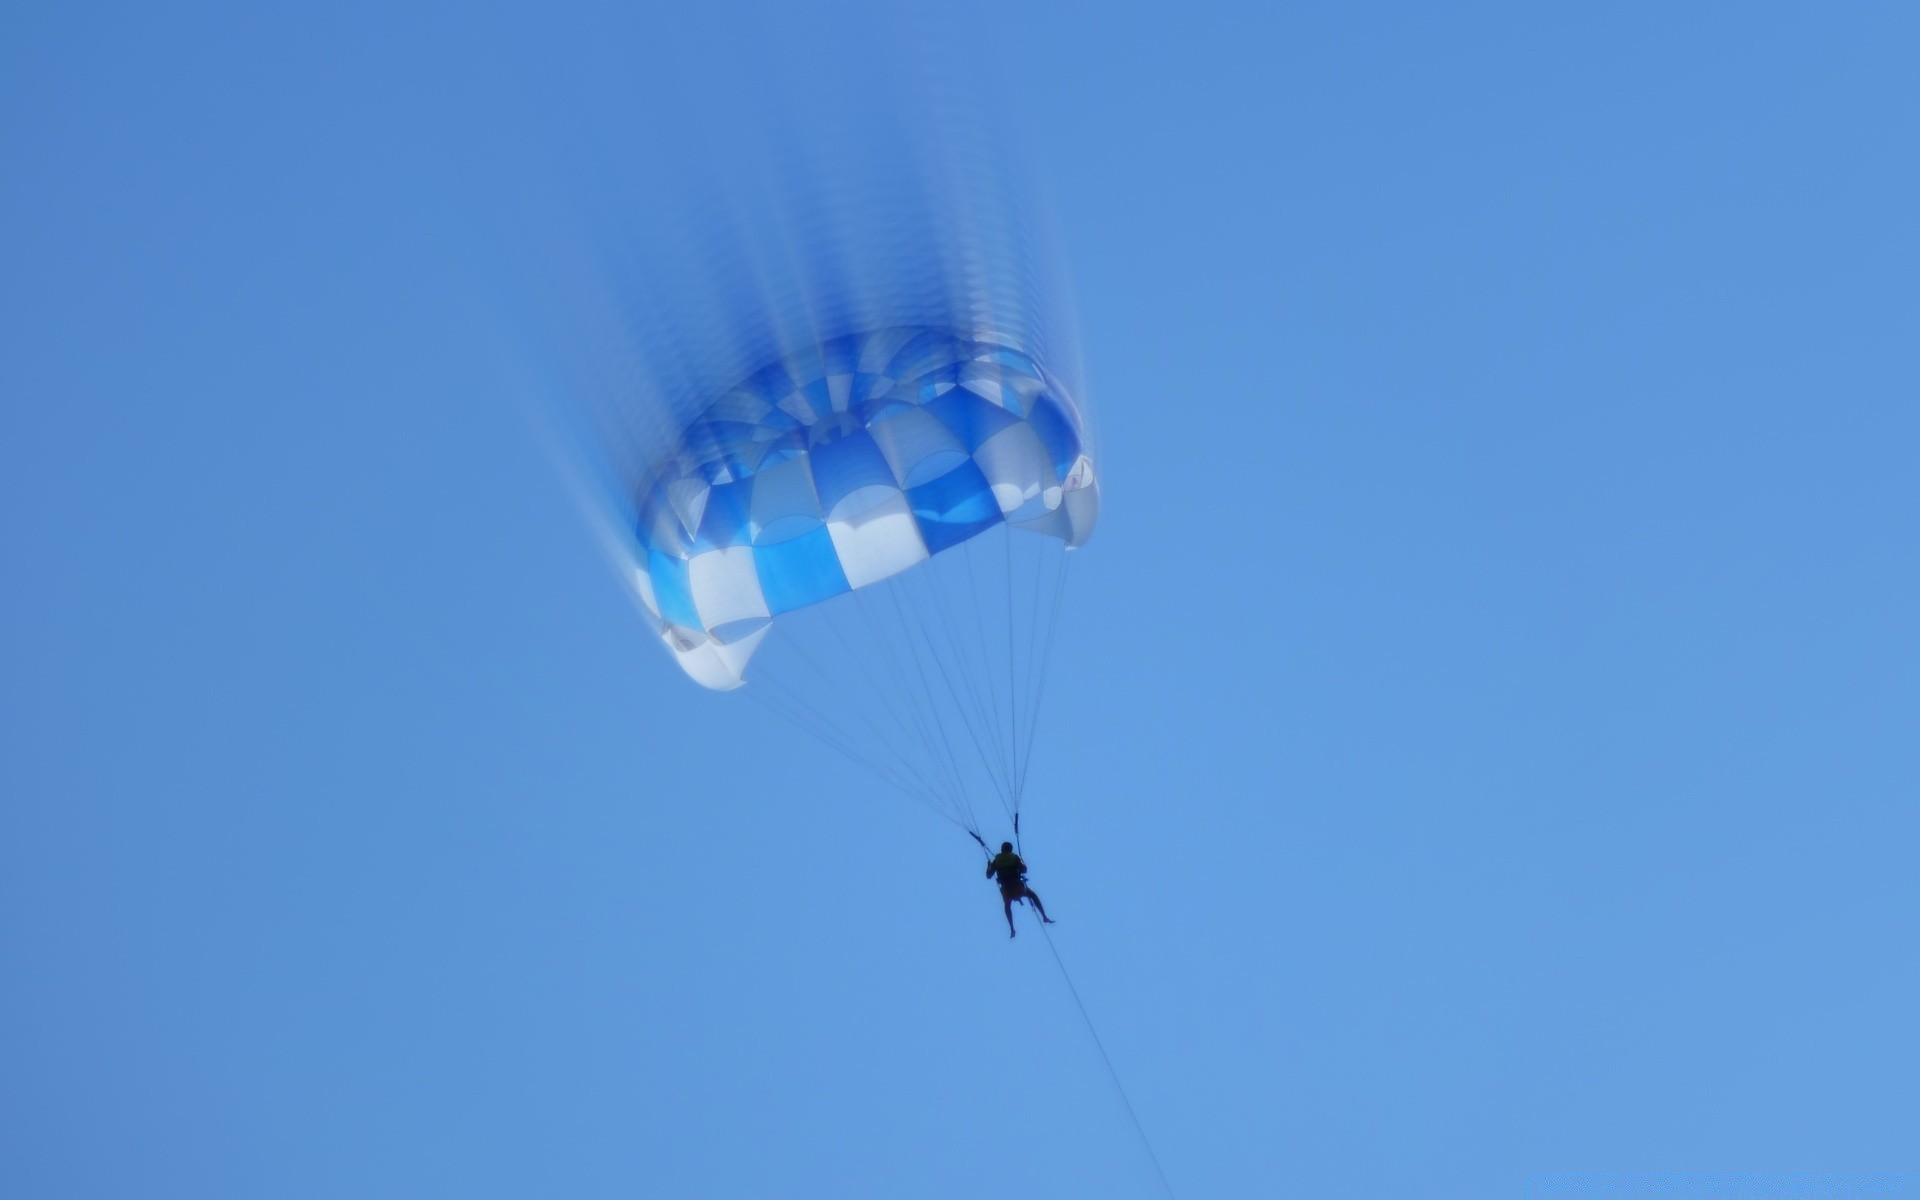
[877,579,992,835]
[1004,523,1020,827]
[932,548,1019,804]
[1014,551,1067,807]
[901,564,1013,818]
[851,584,978,828]
[769,618,971,829]
[1038,924,1178,1200]
[906,559,1014,811]
[732,521,1071,847]
[749,668,957,823]
[743,666,880,781]
[811,599,945,791]
[1013,533,1056,808]
[959,534,1015,799]
[815,601,962,809]
[1015,532,1052,793]
[741,674,970,833]
[760,605,970,825]
[1016,548,1072,808]
[859,579,989,836]
[884,574,1016,828]
[1008,531,1040,812]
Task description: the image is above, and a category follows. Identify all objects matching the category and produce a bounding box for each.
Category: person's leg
[1025,887,1055,923]
[1002,893,1017,937]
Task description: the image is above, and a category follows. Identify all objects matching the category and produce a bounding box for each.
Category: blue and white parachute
[615,327,1094,836]
[548,88,1093,836]
[634,328,1097,692]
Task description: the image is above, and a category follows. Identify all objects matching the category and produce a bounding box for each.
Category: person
[985,842,1055,938]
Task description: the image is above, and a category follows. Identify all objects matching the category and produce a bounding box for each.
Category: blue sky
[3,3,1916,1198]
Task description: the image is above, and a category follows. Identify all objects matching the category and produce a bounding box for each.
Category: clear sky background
[4,4,1917,1198]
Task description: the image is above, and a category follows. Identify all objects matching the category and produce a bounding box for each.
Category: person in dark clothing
[985,841,1055,938]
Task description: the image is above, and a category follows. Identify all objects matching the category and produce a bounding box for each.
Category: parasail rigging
[626,327,1097,848]
[534,74,1176,1194]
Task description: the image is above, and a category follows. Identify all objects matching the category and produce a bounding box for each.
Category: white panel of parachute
[631,327,1097,689]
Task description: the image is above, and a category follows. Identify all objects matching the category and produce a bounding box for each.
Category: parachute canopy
[633,327,1097,690]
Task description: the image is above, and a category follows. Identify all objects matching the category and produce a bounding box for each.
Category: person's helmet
[1001,842,1014,853]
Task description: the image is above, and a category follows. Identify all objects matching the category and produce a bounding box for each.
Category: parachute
[630,326,1097,836]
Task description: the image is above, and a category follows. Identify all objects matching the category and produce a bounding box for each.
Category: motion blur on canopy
[549,70,1095,844]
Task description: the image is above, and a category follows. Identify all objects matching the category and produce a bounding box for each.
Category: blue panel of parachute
[645,549,700,630]
[907,458,1000,555]
[754,526,851,616]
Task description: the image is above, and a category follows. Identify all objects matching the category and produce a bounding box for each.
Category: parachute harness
[968,813,1024,858]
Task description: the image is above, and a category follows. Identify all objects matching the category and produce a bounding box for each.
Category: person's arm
[985,860,994,879]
